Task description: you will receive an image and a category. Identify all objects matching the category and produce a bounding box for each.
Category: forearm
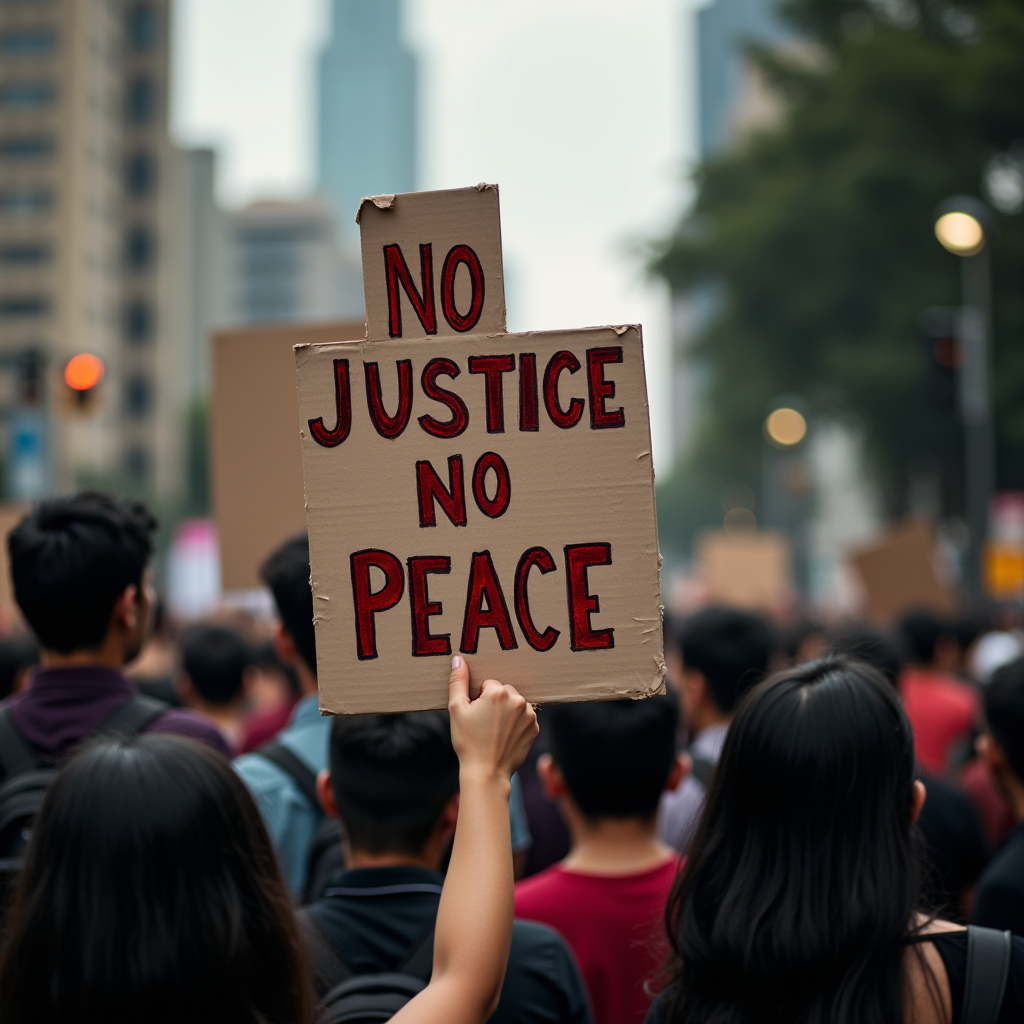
[394,769,514,1024]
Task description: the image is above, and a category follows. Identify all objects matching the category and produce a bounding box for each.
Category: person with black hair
[514,696,686,1024]
[647,658,1024,1024]
[0,492,228,768]
[0,657,542,1024]
[304,703,590,1023]
[0,632,38,700]
[900,609,978,776]
[176,623,252,752]
[975,657,1024,936]
[235,533,330,897]
[658,606,772,852]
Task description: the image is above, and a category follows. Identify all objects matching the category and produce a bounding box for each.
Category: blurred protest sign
[697,530,791,612]
[848,519,955,623]
[295,186,663,714]
[211,320,364,590]
[985,492,1024,600]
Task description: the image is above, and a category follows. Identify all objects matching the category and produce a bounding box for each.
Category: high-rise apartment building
[0,0,204,501]
[317,0,416,246]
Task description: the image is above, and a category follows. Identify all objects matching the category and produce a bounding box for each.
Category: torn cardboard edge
[355,183,499,224]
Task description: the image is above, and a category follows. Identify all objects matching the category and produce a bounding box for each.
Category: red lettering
[416,456,467,527]
[461,551,518,654]
[519,352,539,432]
[564,543,614,651]
[586,347,625,429]
[514,547,560,652]
[543,351,584,429]
[440,244,485,333]
[308,359,352,448]
[350,549,405,660]
[468,354,514,433]
[418,358,469,439]
[364,359,413,439]
[407,555,452,657]
[471,452,511,519]
[384,243,437,338]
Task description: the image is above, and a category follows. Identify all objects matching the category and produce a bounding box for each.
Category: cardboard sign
[697,530,791,612]
[848,519,955,623]
[211,320,364,590]
[296,186,664,714]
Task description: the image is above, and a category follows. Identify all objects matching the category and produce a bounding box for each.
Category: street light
[764,406,808,449]
[762,397,810,596]
[933,196,995,601]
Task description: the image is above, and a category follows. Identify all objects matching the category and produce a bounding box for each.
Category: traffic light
[64,353,104,408]
[920,307,960,408]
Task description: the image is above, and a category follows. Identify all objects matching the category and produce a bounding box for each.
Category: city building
[0,0,210,502]
[316,0,417,247]
[226,198,362,325]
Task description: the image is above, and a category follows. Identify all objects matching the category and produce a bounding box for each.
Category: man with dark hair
[657,606,772,852]
[974,656,1024,935]
[305,706,590,1023]
[514,696,686,1024]
[234,533,330,897]
[0,491,228,766]
[899,609,978,775]
[176,624,251,752]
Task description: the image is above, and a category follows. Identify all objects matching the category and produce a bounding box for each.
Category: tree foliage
[652,0,1024,558]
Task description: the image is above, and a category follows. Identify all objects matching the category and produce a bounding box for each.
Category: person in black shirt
[307,710,591,1024]
[975,656,1024,936]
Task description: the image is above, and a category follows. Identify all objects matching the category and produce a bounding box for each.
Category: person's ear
[978,733,1007,776]
[112,584,139,633]
[274,622,300,665]
[316,769,339,819]
[174,676,195,705]
[665,753,691,793]
[438,792,460,839]
[537,753,568,802]
[910,779,927,825]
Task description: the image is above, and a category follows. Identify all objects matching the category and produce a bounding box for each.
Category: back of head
[984,656,1024,782]
[7,492,156,654]
[899,609,950,666]
[0,735,311,1024]
[329,711,460,855]
[677,607,773,714]
[261,533,316,679]
[545,694,679,820]
[828,624,902,686]
[180,624,250,706]
[666,658,919,1024]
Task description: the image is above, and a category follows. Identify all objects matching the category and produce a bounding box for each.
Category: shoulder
[234,749,301,801]
[145,709,232,757]
[503,920,590,1021]
[515,866,565,906]
[979,832,1024,890]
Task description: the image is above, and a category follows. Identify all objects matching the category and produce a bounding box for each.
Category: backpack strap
[395,922,435,983]
[962,925,1012,1024]
[297,906,353,994]
[98,695,168,738]
[258,742,319,810]
[0,707,39,779]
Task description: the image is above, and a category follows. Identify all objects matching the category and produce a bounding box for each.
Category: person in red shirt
[515,695,687,1024]
[898,610,978,776]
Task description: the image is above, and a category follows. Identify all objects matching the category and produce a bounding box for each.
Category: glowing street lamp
[64,353,104,408]
[935,211,985,257]
[764,406,808,449]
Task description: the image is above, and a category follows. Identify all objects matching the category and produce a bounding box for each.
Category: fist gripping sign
[295,185,664,714]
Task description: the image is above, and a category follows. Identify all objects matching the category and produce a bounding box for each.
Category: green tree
[652,0,1024,559]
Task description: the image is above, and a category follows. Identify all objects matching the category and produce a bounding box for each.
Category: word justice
[349,543,615,661]
[308,347,626,448]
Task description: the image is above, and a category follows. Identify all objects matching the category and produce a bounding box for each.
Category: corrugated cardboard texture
[697,530,791,612]
[359,186,506,342]
[849,519,955,623]
[296,327,664,714]
[211,321,364,590]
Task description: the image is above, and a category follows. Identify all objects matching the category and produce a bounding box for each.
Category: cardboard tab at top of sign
[298,186,664,715]
[358,186,506,342]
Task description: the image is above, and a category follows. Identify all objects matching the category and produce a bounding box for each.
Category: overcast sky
[171,0,701,473]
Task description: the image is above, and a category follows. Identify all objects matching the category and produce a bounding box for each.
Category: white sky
[171,0,700,474]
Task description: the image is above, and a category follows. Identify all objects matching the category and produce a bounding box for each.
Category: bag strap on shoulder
[258,742,319,810]
[297,906,353,994]
[394,922,435,983]
[0,706,39,778]
[98,695,168,738]
[963,925,1012,1024]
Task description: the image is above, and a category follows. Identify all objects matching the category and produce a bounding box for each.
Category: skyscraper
[316,0,417,246]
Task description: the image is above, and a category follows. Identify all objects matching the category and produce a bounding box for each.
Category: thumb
[448,654,470,708]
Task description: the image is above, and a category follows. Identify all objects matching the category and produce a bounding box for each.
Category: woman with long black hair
[647,657,1024,1024]
[0,657,537,1024]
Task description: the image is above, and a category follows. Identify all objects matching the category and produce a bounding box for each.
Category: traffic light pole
[959,248,994,603]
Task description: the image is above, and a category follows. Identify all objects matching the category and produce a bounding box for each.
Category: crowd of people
[0,490,1022,1022]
